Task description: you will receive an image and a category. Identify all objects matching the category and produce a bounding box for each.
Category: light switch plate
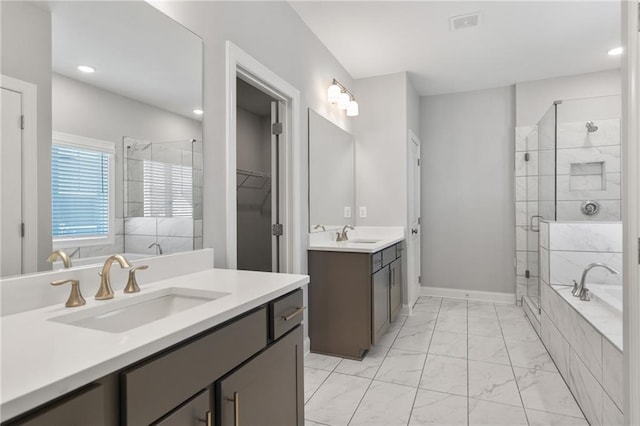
[344,206,352,218]
[359,206,367,218]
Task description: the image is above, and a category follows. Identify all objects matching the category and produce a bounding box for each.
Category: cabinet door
[217,326,304,426]
[372,266,390,344]
[154,389,210,426]
[7,384,104,426]
[389,259,402,323]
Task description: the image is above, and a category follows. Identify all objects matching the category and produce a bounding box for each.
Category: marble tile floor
[303,296,588,426]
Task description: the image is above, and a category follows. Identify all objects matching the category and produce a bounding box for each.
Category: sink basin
[349,239,381,244]
[50,287,230,333]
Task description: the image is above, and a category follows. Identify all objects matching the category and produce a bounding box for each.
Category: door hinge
[272,223,283,237]
[525,270,530,278]
[271,122,283,135]
[418,217,421,225]
[418,275,421,284]
[417,158,420,166]
[524,152,530,162]
[21,223,25,237]
[20,115,24,130]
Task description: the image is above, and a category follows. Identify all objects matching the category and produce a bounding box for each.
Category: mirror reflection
[1,1,204,276]
[308,109,355,233]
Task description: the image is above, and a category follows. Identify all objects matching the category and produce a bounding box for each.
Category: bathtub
[589,284,623,314]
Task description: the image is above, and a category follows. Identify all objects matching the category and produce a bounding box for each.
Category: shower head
[586,121,598,133]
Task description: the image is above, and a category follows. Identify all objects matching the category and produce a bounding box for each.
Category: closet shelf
[237,168,271,191]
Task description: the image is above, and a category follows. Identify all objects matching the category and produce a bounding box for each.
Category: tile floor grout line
[303,366,335,408]
[405,296,443,426]
[496,301,532,426]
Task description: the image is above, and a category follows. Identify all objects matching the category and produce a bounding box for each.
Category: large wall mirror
[2,1,203,275]
[308,109,355,233]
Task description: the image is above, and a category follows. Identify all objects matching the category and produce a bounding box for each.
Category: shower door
[525,104,557,310]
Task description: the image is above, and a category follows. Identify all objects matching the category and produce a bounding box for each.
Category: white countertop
[0,268,309,422]
[307,226,405,253]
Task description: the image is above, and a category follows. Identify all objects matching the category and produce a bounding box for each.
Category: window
[51,132,115,247]
[143,160,193,217]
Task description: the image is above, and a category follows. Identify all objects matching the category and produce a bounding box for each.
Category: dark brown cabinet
[3,289,304,426]
[217,326,304,426]
[389,258,402,323]
[155,389,210,426]
[309,242,404,358]
[5,384,105,426]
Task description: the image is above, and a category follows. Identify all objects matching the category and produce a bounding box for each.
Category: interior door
[1,87,23,277]
[270,100,285,273]
[408,134,421,305]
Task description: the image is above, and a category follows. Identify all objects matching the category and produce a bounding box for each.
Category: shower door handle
[529,215,543,232]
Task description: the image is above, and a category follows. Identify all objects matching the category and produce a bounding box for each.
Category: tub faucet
[573,263,620,301]
[46,250,72,269]
[148,242,163,255]
[336,225,354,242]
[95,255,131,300]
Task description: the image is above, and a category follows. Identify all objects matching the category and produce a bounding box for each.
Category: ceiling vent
[449,12,482,31]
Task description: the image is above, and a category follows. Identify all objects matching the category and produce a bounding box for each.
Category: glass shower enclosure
[520,95,621,312]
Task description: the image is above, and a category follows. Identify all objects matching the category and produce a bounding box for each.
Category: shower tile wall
[124,217,203,255]
[514,118,621,302]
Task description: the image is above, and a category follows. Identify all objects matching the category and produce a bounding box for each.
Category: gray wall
[420,86,516,294]
[516,69,621,126]
[151,1,354,269]
[1,2,52,272]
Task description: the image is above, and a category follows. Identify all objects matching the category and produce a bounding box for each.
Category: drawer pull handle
[198,411,212,426]
[234,392,239,426]
[282,306,305,321]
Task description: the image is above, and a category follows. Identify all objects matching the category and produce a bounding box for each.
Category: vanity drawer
[270,289,304,340]
[382,245,397,267]
[121,307,267,425]
[371,252,383,273]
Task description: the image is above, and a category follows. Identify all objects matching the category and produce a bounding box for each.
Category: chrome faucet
[95,255,131,300]
[336,225,354,242]
[573,263,620,301]
[46,250,72,269]
[313,224,326,232]
[148,242,163,255]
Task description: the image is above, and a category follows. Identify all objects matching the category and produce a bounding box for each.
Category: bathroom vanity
[0,255,309,425]
[307,230,404,359]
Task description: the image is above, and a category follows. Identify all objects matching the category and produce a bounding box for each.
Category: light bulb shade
[338,92,350,110]
[347,100,359,116]
[328,84,341,104]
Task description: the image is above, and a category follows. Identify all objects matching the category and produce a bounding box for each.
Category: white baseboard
[420,286,516,304]
[400,304,412,316]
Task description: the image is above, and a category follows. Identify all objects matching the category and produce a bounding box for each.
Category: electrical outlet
[359,206,367,218]
[344,206,352,218]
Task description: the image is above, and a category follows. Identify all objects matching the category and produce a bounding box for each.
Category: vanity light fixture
[608,46,623,56]
[327,79,358,117]
[193,109,204,115]
[77,65,95,73]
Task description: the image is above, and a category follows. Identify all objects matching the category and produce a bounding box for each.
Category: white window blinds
[51,132,114,245]
[143,160,193,217]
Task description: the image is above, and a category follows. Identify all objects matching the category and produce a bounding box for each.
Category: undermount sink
[50,287,230,333]
[349,239,382,244]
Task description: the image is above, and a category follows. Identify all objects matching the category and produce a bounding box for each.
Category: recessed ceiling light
[77,65,95,73]
[193,109,204,115]
[608,47,623,56]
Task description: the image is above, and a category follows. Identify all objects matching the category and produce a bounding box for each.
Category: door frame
[406,129,421,311]
[622,1,639,423]
[225,41,302,274]
[0,75,38,274]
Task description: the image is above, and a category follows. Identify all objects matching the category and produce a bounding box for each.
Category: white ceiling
[289,1,622,96]
[48,1,202,119]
